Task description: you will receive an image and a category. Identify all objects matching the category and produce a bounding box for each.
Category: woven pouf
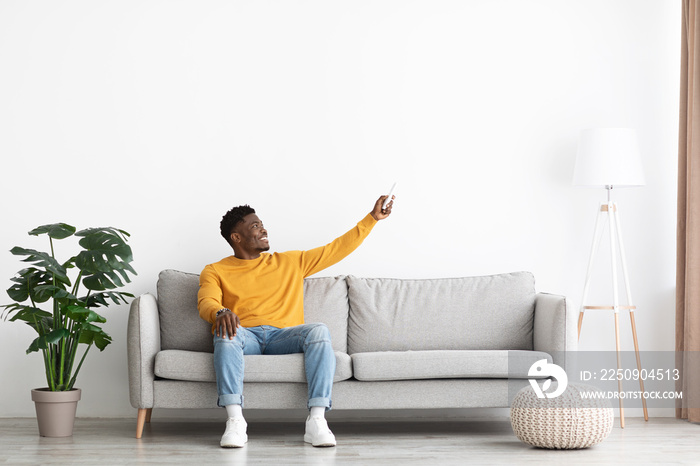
[510,383,614,449]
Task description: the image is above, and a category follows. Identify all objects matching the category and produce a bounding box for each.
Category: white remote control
[382,182,397,209]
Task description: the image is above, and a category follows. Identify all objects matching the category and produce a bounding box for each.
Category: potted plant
[1,223,136,437]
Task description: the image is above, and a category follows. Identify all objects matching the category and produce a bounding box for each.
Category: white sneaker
[220,417,247,448]
[304,416,336,447]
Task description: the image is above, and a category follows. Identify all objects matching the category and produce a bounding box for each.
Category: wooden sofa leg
[146,408,152,423]
[136,408,149,439]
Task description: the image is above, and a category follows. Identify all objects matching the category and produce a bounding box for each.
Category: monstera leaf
[28,223,76,240]
[9,248,70,288]
[27,329,71,354]
[64,305,106,324]
[83,291,134,308]
[74,227,137,291]
[78,324,112,351]
[65,306,112,350]
[6,268,56,304]
[1,303,52,323]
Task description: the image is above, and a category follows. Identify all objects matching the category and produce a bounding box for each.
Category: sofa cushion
[346,272,536,354]
[156,270,350,353]
[303,276,349,353]
[154,350,353,383]
[157,270,213,353]
[350,350,552,381]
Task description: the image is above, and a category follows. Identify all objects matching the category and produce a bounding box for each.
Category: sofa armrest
[127,293,161,409]
[533,292,577,370]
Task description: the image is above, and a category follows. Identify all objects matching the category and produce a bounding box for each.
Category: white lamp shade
[573,128,645,187]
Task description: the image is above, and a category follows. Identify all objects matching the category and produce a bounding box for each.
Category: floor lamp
[573,128,649,428]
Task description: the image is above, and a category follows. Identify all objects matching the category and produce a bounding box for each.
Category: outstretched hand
[371,195,394,221]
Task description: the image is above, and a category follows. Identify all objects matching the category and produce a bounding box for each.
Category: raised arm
[299,195,394,277]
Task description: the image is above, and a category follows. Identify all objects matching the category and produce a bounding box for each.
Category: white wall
[0,0,681,418]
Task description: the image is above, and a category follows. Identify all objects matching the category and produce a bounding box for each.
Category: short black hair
[220,205,255,247]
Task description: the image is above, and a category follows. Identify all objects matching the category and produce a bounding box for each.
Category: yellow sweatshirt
[198,213,377,330]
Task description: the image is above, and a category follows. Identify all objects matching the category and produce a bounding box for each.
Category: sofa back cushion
[346,272,536,354]
[303,276,350,353]
[158,270,212,353]
[156,270,350,353]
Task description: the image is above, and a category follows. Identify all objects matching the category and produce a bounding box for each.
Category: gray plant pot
[31,388,81,437]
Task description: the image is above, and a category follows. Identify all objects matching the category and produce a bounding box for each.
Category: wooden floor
[1,417,698,465]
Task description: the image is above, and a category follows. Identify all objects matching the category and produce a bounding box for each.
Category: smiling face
[231,213,269,259]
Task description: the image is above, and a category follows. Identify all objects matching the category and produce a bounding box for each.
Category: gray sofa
[127,270,577,438]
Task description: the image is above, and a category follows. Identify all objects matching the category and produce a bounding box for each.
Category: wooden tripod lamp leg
[613,207,650,422]
[614,312,625,429]
[609,205,625,429]
[630,312,649,421]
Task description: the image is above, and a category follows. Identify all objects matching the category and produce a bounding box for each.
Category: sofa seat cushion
[154,350,353,383]
[346,273,536,354]
[350,350,552,381]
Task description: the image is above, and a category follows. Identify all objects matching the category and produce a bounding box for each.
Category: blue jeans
[213,323,336,410]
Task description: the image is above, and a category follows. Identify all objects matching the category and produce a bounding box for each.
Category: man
[197,195,394,448]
